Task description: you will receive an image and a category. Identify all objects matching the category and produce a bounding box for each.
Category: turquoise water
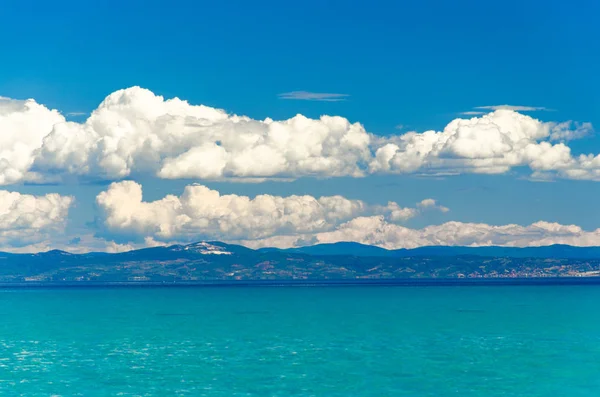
[1,286,600,396]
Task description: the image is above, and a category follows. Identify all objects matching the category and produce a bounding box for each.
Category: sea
[1,285,599,396]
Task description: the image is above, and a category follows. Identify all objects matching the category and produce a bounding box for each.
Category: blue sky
[1,0,600,252]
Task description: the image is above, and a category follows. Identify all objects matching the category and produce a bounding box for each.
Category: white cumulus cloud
[0,190,73,249]
[0,96,65,184]
[370,109,594,177]
[34,87,371,181]
[96,181,445,243]
[0,87,596,184]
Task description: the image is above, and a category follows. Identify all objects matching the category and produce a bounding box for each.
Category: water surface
[1,285,599,396]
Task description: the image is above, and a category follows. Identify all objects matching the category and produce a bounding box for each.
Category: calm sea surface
[1,285,599,396]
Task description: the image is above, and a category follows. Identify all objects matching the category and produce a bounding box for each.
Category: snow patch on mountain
[183,242,232,255]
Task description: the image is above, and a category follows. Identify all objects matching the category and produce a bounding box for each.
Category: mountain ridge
[1,241,600,284]
[6,241,600,259]
[261,242,600,259]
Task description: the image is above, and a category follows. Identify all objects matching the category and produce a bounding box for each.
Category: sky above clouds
[1,0,599,252]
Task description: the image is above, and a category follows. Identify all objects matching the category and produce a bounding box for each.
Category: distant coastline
[4,241,600,284]
[3,277,600,288]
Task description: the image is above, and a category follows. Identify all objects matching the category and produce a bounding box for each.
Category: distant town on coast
[3,241,600,286]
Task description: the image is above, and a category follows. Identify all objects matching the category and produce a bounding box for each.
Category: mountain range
[1,241,600,284]
[262,242,600,259]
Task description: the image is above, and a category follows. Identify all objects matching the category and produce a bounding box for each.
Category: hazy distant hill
[258,242,393,257]
[1,241,600,284]
[269,243,600,259]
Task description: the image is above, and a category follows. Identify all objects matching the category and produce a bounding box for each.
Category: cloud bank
[96,181,445,243]
[92,182,600,252]
[242,218,600,251]
[0,87,596,184]
[280,218,600,250]
[2,180,596,253]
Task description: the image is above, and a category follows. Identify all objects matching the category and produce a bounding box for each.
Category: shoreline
[2,277,600,288]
